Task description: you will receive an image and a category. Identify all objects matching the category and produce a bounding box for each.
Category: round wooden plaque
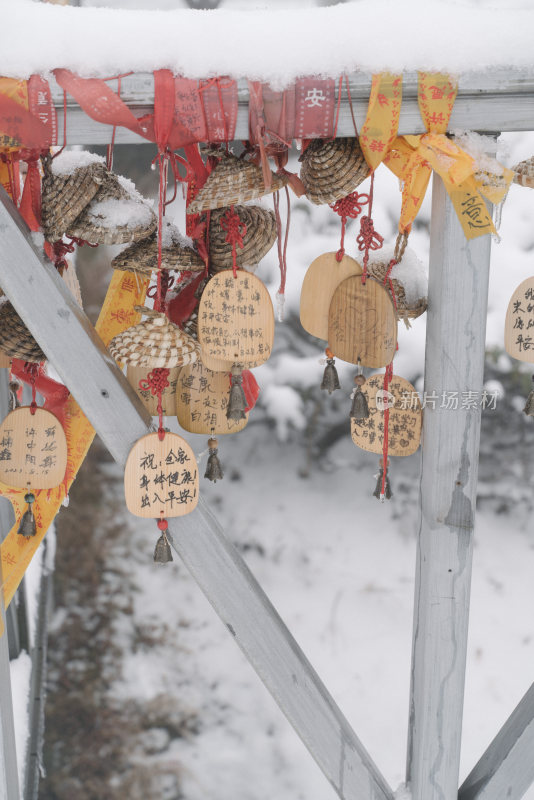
[504,277,534,363]
[328,275,397,367]
[351,375,422,457]
[176,361,248,435]
[200,350,234,372]
[124,431,199,519]
[300,252,363,340]
[127,365,180,416]
[198,271,274,367]
[0,406,67,489]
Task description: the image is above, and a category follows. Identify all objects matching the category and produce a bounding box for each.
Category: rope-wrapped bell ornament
[204,437,224,483]
[524,375,534,417]
[227,364,247,421]
[373,458,393,502]
[320,348,340,395]
[17,491,36,538]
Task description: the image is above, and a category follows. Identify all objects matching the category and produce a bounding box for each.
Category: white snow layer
[50,149,105,177]
[10,650,32,794]
[88,197,154,229]
[1,1,534,84]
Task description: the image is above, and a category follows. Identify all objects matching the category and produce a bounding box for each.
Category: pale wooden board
[176,360,248,435]
[200,350,234,372]
[126,365,180,416]
[328,276,397,367]
[0,406,67,489]
[300,252,363,340]
[198,270,274,366]
[504,276,534,362]
[351,374,422,456]
[124,431,199,518]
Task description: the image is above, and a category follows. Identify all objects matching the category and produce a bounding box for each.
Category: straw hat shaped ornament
[0,301,46,363]
[209,204,277,272]
[187,149,289,214]
[366,242,428,329]
[112,220,205,277]
[0,367,67,539]
[300,138,371,206]
[108,307,199,370]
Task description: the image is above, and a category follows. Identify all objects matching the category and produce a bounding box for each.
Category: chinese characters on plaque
[124,432,199,519]
[351,375,422,457]
[505,277,534,361]
[0,407,67,489]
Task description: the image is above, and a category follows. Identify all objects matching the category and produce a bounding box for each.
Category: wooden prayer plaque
[504,277,534,362]
[176,361,248,435]
[124,432,199,519]
[328,276,397,367]
[0,407,67,489]
[198,271,274,367]
[127,365,180,416]
[300,252,363,340]
[0,351,11,369]
[351,375,422,457]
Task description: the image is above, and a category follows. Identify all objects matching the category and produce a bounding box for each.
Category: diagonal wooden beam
[0,186,394,800]
[459,683,534,800]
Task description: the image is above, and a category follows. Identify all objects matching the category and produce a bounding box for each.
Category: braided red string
[24,362,41,415]
[381,362,394,497]
[139,368,170,440]
[220,205,247,278]
[331,191,369,261]
[357,215,384,278]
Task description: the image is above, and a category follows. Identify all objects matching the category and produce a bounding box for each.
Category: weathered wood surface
[459,683,534,800]
[0,185,393,800]
[0,373,21,800]
[47,70,534,144]
[406,173,492,800]
[0,407,67,490]
[300,252,362,341]
[504,276,534,362]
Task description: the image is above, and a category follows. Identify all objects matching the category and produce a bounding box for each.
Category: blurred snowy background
[2,1,533,799]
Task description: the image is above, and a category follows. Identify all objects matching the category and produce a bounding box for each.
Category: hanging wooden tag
[176,361,248,435]
[198,270,274,366]
[200,350,234,373]
[0,351,11,369]
[328,276,397,367]
[504,277,534,362]
[127,365,180,416]
[124,432,199,518]
[0,407,67,489]
[300,252,363,340]
[351,375,422,456]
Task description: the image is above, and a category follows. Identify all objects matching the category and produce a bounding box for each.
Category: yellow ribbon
[384,72,513,239]
[359,73,402,170]
[0,269,148,613]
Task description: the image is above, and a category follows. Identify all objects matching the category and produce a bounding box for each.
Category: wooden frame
[1,70,534,800]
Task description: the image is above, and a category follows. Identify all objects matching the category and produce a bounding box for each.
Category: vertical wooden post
[406,172,492,800]
[0,373,21,800]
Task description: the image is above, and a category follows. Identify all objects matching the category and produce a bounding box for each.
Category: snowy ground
[11,129,534,798]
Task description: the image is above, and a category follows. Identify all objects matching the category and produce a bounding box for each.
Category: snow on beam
[459,683,534,800]
[0,187,394,800]
[406,171,492,800]
[46,70,534,145]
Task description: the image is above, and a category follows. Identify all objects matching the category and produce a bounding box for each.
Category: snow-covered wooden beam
[47,70,534,144]
[459,683,534,800]
[406,171,493,800]
[0,371,21,800]
[0,186,394,800]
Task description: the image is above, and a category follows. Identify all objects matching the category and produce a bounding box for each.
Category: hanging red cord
[381,362,394,497]
[356,172,384,282]
[331,191,369,261]
[220,205,247,278]
[139,368,170,441]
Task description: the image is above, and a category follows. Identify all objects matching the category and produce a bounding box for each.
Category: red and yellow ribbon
[359,73,402,170]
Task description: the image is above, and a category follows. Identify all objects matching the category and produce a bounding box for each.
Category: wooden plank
[406,172,492,800]
[0,371,21,800]
[0,186,394,800]
[459,683,534,800]
[46,70,534,144]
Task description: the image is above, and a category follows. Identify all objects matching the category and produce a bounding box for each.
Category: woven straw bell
[187,151,289,214]
[108,308,199,369]
[41,153,108,242]
[300,138,370,205]
[0,302,46,362]
[512,156,534,188]
[66,173,157,246]
[209,205,277,270]
[111,228,204,277]
[365,261,427,324]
